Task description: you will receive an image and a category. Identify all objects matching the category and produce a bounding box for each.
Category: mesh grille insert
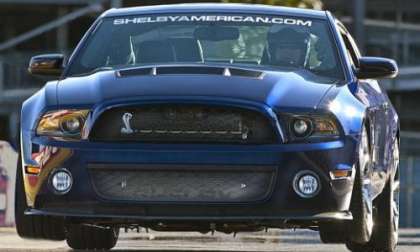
[89,164,276,203]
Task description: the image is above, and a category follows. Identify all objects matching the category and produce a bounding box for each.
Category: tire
[319,222,348,244]
[370,139,399,252]
[15,154,66,240]
[346,139,400,252]
[345,241,373,252]
[66,224,119,250]
[347,126,374,244]
[371,175,399,251]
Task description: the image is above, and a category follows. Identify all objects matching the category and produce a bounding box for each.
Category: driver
[266,27,311,68]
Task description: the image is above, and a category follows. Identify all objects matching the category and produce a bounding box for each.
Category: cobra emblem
[121,112,134,134]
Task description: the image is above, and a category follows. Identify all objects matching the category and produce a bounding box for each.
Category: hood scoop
[116,65,264,79]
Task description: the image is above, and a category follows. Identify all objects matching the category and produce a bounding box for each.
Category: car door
[337,23,389,197]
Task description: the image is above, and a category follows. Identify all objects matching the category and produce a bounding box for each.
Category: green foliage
[221,0,323,10]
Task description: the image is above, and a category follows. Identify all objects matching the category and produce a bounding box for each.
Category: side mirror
[356,57,398,79]
[28,54,64,76]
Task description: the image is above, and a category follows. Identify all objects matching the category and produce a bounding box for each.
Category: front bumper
[22,135,357,226]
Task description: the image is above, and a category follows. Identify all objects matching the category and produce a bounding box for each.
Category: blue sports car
[16,3,400,251]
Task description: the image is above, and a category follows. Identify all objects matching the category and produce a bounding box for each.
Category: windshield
[66,13,344,81]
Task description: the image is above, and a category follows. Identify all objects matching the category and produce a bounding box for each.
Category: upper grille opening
[116,66,263,79]
[89,104,277,144]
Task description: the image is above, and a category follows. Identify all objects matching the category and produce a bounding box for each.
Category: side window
[342,34,359,68]
[346,33,362,59]
[337,25,360,69]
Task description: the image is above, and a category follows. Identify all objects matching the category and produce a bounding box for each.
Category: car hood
[57,68,336,110]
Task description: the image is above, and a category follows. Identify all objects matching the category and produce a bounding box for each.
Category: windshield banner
[113,15,313,27]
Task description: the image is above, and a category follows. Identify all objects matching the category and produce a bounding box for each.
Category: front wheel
[348,126,374,244]
[371,171,399,252]
[66,224,119,250]
[319,222,348,244]
[15,154,65,240]
[347,139,400,252]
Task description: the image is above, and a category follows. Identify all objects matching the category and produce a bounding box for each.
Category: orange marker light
[330,170,351,179]
[25,166,41,175]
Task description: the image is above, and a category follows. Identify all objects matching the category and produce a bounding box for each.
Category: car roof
[103,3,328,19]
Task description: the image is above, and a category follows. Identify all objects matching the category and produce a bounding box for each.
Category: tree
[222,0,323,10]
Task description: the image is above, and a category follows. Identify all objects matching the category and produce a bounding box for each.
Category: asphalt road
[0,227,420,251]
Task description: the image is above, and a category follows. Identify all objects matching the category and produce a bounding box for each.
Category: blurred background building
[1,0,420,226]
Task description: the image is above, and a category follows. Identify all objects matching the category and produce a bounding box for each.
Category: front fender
[318,84,366,137]
[21,81,59,166]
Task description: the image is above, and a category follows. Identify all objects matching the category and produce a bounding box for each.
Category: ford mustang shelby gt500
[16,3,400,251]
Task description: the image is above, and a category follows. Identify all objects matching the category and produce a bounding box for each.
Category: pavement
[0,227,420,251]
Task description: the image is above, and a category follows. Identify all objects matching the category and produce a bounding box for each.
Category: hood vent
[116,66,263,79]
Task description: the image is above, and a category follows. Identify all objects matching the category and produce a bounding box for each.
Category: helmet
[267,27,311,67]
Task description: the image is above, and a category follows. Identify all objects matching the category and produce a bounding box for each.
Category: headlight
[311,117,340,137]
[291,118,313,138]
[36,110,89,139]
[283,113,340,142]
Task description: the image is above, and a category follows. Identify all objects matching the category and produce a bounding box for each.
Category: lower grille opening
[89,104,277,144]
[89,164,276,203]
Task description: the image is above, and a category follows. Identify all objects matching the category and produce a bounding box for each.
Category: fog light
[293,170,321,198]
[50,168,72,194]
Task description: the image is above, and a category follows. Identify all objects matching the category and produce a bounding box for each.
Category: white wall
[0,141,18,226]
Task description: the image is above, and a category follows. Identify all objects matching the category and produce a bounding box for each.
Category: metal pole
[111,0,122,8]
[406,156,414,227]
[353,0,365,53]
[396,0,403,63]
[57,7,69,52]
[8,111,19,148]
[0,60,4,94]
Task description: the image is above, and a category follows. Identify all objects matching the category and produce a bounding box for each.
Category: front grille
[89,164,276,203]
[89,104,277,144]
